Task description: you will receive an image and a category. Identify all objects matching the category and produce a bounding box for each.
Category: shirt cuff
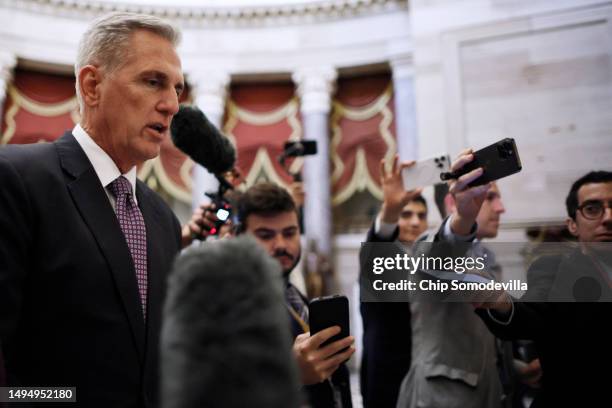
[374,214,397,240]
[441,214,478,242]
[486,300,514,326]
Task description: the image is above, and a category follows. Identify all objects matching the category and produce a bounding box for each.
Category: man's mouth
[147,123,168,137]
[596,231,612,240]
[275,254,294,262]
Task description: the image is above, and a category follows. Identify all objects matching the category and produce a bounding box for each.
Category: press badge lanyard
[287,305,310,333]
[288,305,343,407]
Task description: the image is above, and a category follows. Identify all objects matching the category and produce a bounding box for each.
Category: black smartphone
[441,138,522,187]
[283,140,318,157]
[309,295,350,348]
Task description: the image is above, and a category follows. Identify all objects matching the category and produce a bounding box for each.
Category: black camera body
[204,191,232,236]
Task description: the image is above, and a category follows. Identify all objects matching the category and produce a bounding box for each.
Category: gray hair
[74,12,181,112]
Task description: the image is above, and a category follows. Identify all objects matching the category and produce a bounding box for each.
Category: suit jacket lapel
[55,132,146,362]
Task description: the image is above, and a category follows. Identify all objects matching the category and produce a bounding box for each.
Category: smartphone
[309,295,350,348]
[402,154,451,191]
[441,138,522,187]
[283,140,317,157]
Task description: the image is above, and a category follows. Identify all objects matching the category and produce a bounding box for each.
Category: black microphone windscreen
[170,105,236,175]
[161,236,300,408]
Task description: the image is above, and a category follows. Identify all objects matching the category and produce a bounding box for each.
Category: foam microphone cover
[161,236,300,408]
[170,105,236,175]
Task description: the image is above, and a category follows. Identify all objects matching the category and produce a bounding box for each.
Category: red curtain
[331,73,397,205]
[225,83,301,188]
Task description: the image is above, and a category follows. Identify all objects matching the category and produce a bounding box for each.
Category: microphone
[170,105,236,176]
[161,236,301,408]
[171,105,237,237]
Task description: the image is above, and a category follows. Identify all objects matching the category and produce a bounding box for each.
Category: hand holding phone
[293,296,353,385]
[309,295,350,348]
[440,138,522,187]
[293,325,354,385]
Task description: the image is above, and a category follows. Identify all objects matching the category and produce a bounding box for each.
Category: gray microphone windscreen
[161,236,300,408]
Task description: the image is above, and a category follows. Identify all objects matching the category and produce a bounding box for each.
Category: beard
[272,248,301,278]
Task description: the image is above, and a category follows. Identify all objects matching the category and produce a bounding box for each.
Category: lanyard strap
[287,304,310,333]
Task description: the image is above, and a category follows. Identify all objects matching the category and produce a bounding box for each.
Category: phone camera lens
[497,144,509,159]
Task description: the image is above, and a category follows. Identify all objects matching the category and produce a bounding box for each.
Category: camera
[497,140,515,160]
[205,190,233,236]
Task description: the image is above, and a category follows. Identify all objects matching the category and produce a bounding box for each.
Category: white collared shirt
[72,124,138,211]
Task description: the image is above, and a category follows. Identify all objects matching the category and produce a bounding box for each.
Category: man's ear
[566,217,579,238]
[78,65,103,108]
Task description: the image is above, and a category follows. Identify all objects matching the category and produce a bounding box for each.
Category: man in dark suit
[359,156,427,408]
[0,12,197,407]
[236,182,355,407]
[472,171,612,407]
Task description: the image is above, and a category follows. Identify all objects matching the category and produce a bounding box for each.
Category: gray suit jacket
[396,218,502,408]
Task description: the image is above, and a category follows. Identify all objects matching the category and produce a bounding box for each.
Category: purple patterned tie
[108,176,148,319]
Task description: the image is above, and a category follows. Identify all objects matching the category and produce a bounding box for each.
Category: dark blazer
[359,224,412,408]
[0,132,182,407]
[476,251,612,408]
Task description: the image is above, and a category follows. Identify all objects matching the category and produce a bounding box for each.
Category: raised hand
[380,155,422,224]
[448,149,491,235]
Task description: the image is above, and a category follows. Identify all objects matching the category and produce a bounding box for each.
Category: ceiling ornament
[3,0,408,27]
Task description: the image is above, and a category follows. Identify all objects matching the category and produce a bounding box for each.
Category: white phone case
[402,154,451,191]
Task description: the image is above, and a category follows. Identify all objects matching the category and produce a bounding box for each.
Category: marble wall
[412,0,612,227]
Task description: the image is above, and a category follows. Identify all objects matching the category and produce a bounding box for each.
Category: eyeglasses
[577,200,612,220]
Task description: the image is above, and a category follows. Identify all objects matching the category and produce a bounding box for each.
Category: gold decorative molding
[6,84,77,116]
[242,147,289,189]
[152,156,192,204]
[137,155,193,205]
[1,84,77,144]
[225,96,302,185]
[227,97,299,129]
[332,147,382,206]
[137,159,155,182]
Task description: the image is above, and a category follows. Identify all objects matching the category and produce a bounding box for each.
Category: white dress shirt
[72,124,138,210]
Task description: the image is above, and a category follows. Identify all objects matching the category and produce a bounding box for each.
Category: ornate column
[186,70,230,210]
[390,52,419,161]
[0,52,17,127]
[292,66,337,257]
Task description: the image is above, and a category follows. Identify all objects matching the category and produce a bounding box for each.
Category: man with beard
[236,182,355,408]
[475,170,612,407]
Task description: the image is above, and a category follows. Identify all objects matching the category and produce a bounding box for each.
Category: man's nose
[602,206,612,225]
[273,234,287,251]
[158,90,180,116]
[494,199,506,214]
